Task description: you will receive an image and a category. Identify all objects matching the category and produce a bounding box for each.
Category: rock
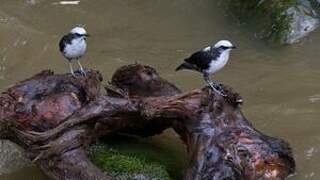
[224,0,320,44]
[284,0,319,43]
[0,140,32,175]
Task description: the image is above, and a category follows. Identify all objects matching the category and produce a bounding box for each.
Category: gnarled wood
[0,64,295,180]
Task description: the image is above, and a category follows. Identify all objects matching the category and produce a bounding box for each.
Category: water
[0,0,320,179]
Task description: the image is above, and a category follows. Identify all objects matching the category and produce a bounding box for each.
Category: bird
[59,25,89,76]
[175,40,236,96]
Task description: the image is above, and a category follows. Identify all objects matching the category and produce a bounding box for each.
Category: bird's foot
[80,69,86,77]
[208,82,227,97]
[71,69,86,77]
[70,71,76,77]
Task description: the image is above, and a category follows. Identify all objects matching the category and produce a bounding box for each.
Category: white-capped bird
[59,25,89,76]
[176,40,236,96]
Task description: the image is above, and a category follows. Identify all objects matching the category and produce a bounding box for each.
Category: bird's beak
[84,34,90,37]
[231,46,236,49]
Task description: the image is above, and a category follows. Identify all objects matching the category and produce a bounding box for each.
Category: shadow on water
[0,0,320,179]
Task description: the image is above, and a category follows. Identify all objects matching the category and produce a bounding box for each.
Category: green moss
[88,144,171,180]
[222,0,297,43]
[98,133,188,179]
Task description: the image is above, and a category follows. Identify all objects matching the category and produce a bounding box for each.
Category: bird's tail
[175,62,195,71]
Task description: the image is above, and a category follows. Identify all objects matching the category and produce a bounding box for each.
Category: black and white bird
[59,25,89,76]
[176,40,236,96]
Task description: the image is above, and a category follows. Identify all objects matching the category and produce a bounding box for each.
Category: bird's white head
[214,40,236,50]
[70,25,88,36]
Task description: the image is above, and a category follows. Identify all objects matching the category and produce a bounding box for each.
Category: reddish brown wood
[0,64,295,180]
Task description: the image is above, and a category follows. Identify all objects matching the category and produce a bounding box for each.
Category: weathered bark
[0,64,295,180]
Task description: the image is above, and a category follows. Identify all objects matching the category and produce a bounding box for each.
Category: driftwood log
[0,64,295,180]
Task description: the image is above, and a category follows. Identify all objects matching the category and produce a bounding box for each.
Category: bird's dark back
[185,49,221,70]
[59,33,78,52]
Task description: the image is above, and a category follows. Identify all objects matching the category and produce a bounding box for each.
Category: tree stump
[0,64,295,180]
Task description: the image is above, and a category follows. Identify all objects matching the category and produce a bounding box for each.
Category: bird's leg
[203,74,226,97]
[77,60,86,76]
[203,74,216,89]
[68,62,76,77]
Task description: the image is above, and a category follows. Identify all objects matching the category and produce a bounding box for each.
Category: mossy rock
[222,0,320,44]
[88,133,188,180]
[89,144,171,180]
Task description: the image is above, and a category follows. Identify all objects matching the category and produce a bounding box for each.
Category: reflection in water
[0,0,320,179]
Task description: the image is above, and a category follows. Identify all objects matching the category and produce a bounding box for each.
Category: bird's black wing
[184,49,221,70]
[59,33,75,52]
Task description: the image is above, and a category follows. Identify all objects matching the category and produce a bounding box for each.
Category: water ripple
[309,94,320,103]
[52,1,80,5]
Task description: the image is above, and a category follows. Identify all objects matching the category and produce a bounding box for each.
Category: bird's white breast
[64,37,87,61]
[206,50,230,75]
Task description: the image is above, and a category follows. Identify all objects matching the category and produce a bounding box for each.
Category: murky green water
[0,0,320,179]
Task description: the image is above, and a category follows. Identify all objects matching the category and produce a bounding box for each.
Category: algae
[88,133,188,180]
[89,144,171,180]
